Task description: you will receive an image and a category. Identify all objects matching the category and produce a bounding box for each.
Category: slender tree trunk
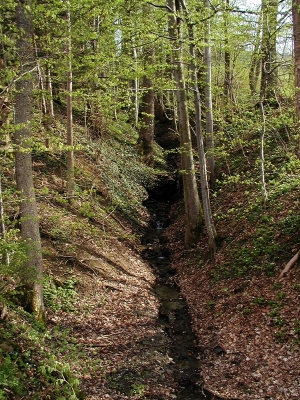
[167,0,204,248]
[34,42,47,116]
[292,0,300,152]
[138,73,154,165]
[258,102,268,203]
[66,2,74,197]
[187,19,217,254]
[204,0,216,187]
[14,0,45,321]
[0,172,9,265]
[45,66,54,119]
[249,10,263,100]
[223,0,231,108]
[138,45,154,165]
[133,45,139,128]
[260,0,278,105]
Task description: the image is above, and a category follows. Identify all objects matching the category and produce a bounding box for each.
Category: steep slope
[165,114,300,399]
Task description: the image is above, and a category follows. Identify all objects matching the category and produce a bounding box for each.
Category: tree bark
[204,0,216,187]
[223,0,231,108]
[138,75,154,165]
[132,44,139,129]
[258,101,268,203]
[260,0,278,105]
[138,48,154,165]
[292,0,300,152]
[14,0,45,321]
[187,19,217,254]
[167,0,204,248]
[66,2,75,197]
[249,10,263,100]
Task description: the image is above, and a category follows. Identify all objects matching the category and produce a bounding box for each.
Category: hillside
[1,109,300,400]
[165,115,300,399]
[1,116,202,399]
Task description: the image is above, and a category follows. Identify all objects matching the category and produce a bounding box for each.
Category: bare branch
[279,251,299,279]
[147,2,173,12]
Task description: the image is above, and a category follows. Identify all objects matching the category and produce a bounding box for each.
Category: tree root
[279,251,299,279]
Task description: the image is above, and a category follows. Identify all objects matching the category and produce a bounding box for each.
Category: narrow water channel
[142,190,207,400]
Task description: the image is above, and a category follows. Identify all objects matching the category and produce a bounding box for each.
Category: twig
[0,66,38,96]
[147,2,173,12]
[58,254,98,275]
[204,385,241,399]
[103,282,124,292]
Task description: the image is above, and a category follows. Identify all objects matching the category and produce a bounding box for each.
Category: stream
[142,189,207,400]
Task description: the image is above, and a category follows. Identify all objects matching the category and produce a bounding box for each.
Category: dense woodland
[1,0,300,399]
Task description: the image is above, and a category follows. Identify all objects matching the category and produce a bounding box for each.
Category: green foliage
[0,313,83,400]
[0,229,28,283]
[43,276,79,312]
[39,358,81,400]
[78,202,95,218]
[130,383,146,396]
[99,129,157,224]
[0,353,26,398]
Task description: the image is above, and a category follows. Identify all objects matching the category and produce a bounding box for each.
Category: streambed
[142,197,206,400]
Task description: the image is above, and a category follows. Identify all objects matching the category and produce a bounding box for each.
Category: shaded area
[142,194,206,400]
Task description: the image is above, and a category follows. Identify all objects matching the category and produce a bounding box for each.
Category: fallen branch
[58,254,99,275]
[279,250,299,279]
[103,282,124,292]
[203,386,241,400]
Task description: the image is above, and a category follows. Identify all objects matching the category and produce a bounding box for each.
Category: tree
[14,0,44,320]
[167,0,204,248]
[66,1,75,197]
[249,9,263,100]
[223,0,231,107]
[185,5,217,254]
[137,4,155,165]
[260,0,279,105]
[292,0,300,150]
[204,0,216,186]
[138,50,155,165]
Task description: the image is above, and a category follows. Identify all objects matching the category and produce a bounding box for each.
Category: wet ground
[142,197,206,400]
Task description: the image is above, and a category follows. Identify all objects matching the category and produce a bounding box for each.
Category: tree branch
[147,2,173,12]
[279,251,299,279]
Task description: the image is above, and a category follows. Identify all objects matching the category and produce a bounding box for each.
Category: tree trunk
[14,0,45,321]
[138,46,154,165]
[132,45,139,129]
[292,0,300,152]
[45,66,54,119]
[249,10,263,100]
[204,0,216,187]
[187,19,217,254]
[223,0,231,109]
[258,101,268,203]
[260,0,278,106]
[167,0,204,248]
[66,2,75,197]
[138,74,154,165]
[0,172,9,265]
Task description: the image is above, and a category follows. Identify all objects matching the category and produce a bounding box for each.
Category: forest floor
[166,200,300,400]
[39,176,300,400]
[2,117,300,400]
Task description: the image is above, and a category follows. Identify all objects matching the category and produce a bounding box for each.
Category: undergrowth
[0,307,83,399]
[211,112,300,281]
